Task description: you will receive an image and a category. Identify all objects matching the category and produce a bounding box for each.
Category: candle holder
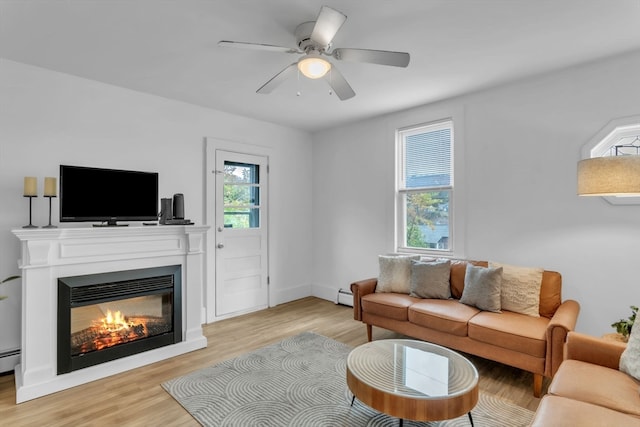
[43,195,57,229]
[23,195,38,229]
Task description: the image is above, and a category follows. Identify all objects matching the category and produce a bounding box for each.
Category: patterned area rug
[162,332,534,426]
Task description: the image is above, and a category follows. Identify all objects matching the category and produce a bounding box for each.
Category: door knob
[217,243,224,249]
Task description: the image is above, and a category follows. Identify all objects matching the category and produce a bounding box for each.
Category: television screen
[60,165,159,225]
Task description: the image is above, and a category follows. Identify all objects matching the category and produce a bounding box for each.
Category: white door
[214,150,269,317]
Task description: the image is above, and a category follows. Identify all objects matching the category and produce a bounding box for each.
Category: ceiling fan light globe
[298,56,331,79]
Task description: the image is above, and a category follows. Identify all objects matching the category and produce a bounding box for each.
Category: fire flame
[100,309,132,332]
[73,307,163,355]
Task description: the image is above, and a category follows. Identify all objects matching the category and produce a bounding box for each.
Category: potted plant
[0,275,20,301]
[611,305,638,341]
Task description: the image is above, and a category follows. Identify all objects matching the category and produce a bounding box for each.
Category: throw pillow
[377,254,420,294]
[409,259,451,299]
[459,264,503,312]
[490,261,543,317]
[620,324,640,381]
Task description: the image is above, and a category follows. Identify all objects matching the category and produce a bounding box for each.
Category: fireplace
[13,226,207,403]
[57,265,182,374]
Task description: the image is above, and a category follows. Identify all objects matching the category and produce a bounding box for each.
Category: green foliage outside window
[406,191,449,249]
[223,163,259,229]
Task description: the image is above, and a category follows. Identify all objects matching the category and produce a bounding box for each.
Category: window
[223,161,260,228]
[397,120,453,253]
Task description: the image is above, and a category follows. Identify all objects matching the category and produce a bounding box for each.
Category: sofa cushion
[531,395,640,427]
[450,260,488,299]
[377,254,420,294]
[539,270,562,318]
[409,299,480,337]
[468,311,548,358]
[490,261,543,317]
[459,264,502,312]
[409,259,451,299]
[361,292,418,321]
[620,321,640,381]
[549,359,640,417]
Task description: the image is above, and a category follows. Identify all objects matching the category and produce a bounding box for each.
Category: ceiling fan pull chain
[296,68,301,96]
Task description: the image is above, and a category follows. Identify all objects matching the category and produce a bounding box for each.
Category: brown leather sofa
[351,259,580,397]
[530,332,640,426]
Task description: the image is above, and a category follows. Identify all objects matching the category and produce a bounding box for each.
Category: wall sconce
[578,156,640,196]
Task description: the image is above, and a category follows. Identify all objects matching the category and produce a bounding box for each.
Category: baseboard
[311,283,353,306]
[311,283,338,303]
[269,283,354,307]
[271,284,312,306]
[0,348,20,374]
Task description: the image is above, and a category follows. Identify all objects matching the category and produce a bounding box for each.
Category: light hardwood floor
[0,297,545,426]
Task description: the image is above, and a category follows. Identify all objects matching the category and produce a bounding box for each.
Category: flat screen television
[60,165,159,226]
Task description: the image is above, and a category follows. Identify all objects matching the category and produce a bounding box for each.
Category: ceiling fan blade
[332,48,410,67]
[256,63,298,94]
[218,40,299,54]
[323,66,355,101]
[310,6,347,47]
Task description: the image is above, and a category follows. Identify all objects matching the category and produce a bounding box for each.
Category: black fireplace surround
[57,265,182,374]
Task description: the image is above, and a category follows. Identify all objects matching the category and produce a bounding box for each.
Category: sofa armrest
[565,331,627,370]
[350,278,377,321]
[545,299,580,377]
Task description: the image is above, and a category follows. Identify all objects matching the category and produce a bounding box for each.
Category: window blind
[402,123,452,189]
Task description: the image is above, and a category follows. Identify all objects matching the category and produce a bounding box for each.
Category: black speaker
[173,193,184,219]
[159,198,173,224]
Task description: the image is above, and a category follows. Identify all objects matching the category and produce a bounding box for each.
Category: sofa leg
[533,373,543,398]
[366,324,372,342]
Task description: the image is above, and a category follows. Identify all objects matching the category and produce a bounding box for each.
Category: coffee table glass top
[347,339,479,399]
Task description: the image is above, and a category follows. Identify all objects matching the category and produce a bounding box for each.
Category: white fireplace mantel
[12,225,209,403]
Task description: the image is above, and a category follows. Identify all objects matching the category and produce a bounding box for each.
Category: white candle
[44,177,57,197]
[23,177,37,196]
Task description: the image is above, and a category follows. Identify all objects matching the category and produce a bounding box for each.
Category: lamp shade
[297,55,331,79]
[577,156,640,196]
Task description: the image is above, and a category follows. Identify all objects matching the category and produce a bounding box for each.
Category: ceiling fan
[218,6,410,100]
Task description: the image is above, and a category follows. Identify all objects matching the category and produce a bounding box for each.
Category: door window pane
[223,161,260,229]
[223,185,259,206]
[224,162,260,184]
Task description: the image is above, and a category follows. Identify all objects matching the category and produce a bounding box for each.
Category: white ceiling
[2,0,640,133]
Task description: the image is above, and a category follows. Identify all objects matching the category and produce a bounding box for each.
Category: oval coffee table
[346,339,479,426]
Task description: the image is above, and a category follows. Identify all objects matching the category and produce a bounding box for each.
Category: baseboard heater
[336,288,353,307]
[0,348,20,374]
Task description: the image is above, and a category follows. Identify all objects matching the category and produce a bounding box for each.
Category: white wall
[4,46,640,362]
[0,59,313,362]
[311,50,640,336]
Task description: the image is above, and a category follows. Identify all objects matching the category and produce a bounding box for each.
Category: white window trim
[391,106,466,259]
